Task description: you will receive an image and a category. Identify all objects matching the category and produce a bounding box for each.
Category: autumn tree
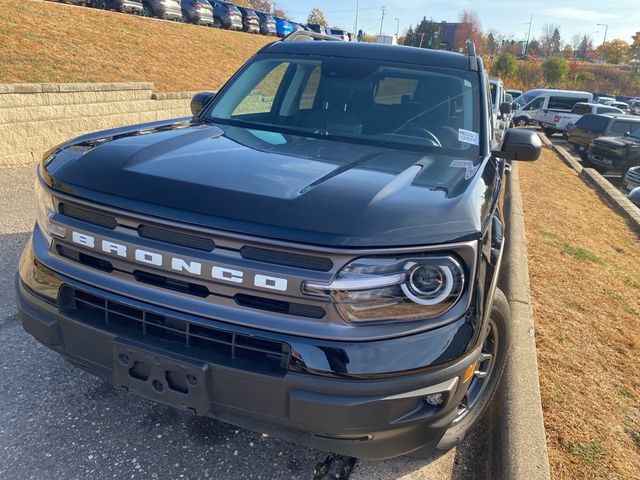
[598,39,630,64]
[244,0,272,12]
[562,44,573,59]
[454,10,482,52]
[629,32,640,59]
[307,8,328,26]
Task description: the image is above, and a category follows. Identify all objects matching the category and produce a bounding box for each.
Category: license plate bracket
[113,341,211,416]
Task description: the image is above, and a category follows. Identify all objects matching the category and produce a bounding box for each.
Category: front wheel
[437,288,510,451]
[141,5,151,17]
[543,128,556,137]
[514,116,528,127]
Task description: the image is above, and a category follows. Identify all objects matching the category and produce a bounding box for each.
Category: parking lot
[0,167,495,480]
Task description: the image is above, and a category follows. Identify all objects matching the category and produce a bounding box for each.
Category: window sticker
[458,129,480,146]
[450,159,480,180]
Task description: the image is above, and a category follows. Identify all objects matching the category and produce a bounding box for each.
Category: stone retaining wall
[0,82,195,167]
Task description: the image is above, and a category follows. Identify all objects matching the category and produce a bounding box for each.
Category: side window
[578,115,609,132]
[232,63,289,116]
[572,104,591,115]
[610,121,633,134]
[524,97,544,111]
[374,77,418,105]
[547,96,586,110]
[298,66,321,110]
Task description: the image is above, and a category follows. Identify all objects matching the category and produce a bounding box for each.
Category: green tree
[631,32,640,59]
[494,52,518,77]
[307,8,327,26]
[542,57,568,85]
[562,44,573,59]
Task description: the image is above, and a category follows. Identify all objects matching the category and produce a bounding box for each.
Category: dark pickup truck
[17,33,540,460]
[586,127,640,174]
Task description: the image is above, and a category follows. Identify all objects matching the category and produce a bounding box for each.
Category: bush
[493,52,518,78]
[542,57,569,86]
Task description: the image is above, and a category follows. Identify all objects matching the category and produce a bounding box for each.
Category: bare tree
[454,10,482,52]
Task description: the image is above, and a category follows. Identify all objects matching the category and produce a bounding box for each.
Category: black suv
[17,35,540,460]
[586,127,640,173]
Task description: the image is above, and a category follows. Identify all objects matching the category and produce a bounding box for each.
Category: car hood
[43,119,494,247]
[593,136,639,148]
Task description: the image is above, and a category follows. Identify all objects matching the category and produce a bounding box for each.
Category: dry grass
[0,0,272,91]
[519,147,640,479]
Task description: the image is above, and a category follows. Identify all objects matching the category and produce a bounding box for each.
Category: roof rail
[282,31,342,42]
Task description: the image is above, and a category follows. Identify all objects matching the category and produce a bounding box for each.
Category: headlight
[302,255,465,323]
[34,178,65,246]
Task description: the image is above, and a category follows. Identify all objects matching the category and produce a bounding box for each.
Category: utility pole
[524,15,533,56]
[353,0,359,40]
[597,23,609,63]
[379,6,387,36]
[394,17,400,37]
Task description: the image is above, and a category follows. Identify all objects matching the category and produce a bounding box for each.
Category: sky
[274,0,640,46]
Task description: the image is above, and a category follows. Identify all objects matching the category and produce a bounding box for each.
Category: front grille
[138,225,215,252]
[59,202,117,229]
[60,287,291,375]
[625,168,640,183]
[56,244,114,273]
[590,144,618,159]
[240,246,333,271]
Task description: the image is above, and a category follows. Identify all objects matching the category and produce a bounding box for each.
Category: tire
[514,116,528,127]
[543,128,555,137]
[436,288,511,451]
[141,4,151,17]
[213,17,222,28]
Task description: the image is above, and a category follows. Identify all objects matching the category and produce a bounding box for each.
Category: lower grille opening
[57,245,114,273]
[133,270,209,298]
[60,287,290,375]
[235,294,326,319]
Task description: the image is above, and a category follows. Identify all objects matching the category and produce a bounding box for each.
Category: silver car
[181,0,214,25]
[141,0,182,21]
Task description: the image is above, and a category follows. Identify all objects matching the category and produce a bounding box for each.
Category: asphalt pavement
[0,166,490,480]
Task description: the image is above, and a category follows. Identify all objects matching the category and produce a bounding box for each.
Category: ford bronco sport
[17,33,540,459]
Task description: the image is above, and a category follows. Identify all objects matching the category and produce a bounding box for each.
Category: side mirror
[624,131,631,137]
[191,91,216,116]
[629,186,640,207]
[492,128,541,161]
[512,103,518,111]
[500,102,513,115]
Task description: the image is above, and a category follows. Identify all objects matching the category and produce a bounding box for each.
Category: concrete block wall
[0,83,195,167]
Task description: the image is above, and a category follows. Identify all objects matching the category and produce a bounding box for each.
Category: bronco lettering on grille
[70,231,288,292]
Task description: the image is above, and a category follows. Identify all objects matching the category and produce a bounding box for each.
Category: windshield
[632,128,640,139]
[514,93,538,107]
[206,56,481,156]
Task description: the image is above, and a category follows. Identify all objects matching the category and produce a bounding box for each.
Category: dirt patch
[0,0,272,91]
[519,147,640,479]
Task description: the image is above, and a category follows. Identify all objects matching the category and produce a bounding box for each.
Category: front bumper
[17,239,482,459]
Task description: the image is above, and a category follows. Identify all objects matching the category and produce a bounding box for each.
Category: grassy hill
[0,0,272,91]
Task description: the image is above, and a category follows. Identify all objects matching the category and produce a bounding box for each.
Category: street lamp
[395,17,400,37]
[597,23,609,63]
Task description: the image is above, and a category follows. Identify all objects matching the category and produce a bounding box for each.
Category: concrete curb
[540,133,640,233]
[498,162,551,480]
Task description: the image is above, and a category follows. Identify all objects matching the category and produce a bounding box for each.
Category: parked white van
[512,89,593,126]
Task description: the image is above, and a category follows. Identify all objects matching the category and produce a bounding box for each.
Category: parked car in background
[506,89,522,99]
[512,89,592,127]
[540,102,623,136]
[585,126,640,172]
[568,114,640,158]
[630,99,640,116]
[597,96,616,105]
[629,186,640,207]
[90,0,142,14]
[489,77,509,136]
[329,28,352,41]
[604,100,630,113]
[181,0,213,25]
[624,165,640,191]
[209,0,242,30]
[290,22,306,32]
[237,6,260,33]
[307,23,331,35]
[141,0,182,20]
[255,11,277,35]
[274,17,293,37]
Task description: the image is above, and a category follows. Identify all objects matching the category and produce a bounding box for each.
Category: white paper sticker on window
[458,129,480,146]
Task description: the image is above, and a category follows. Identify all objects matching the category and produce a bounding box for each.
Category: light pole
[597,23,609,63]
[353,0,359,40]
[395,17,400,37]
[524,15,533,55]
[379,6,387,36]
